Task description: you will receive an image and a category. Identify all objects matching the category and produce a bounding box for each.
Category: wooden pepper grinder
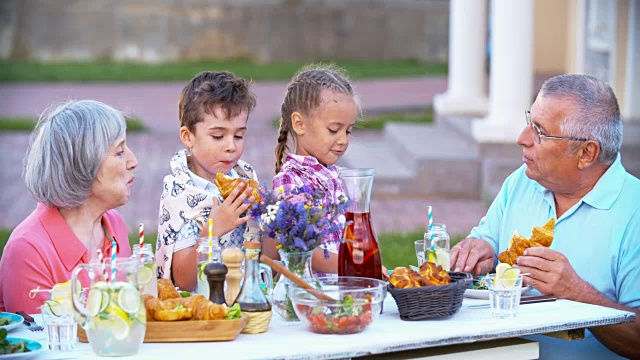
[222,247,244,306]
[203,262,228,305]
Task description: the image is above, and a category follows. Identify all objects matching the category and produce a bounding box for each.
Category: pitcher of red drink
[338,168,383,280]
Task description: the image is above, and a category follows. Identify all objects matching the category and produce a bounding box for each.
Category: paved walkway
[0,77,488,236]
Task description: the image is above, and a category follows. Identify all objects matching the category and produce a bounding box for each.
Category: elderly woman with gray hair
[0,99,138,314]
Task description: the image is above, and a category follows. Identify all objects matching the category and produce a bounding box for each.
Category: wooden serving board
[78,313,247,343]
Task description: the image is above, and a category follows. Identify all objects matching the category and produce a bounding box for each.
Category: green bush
[0,229,465,269]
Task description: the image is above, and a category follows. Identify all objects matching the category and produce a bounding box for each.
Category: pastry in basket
[498,218,555,265]
[389,267,423,288]
[418,262,452,286]
[157,278,181,300]
[214,172,261,203]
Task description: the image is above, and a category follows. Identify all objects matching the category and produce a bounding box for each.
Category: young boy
[156,71,261,291]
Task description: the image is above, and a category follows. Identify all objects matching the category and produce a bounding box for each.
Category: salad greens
[0,319,10,326]
[469,276,489,290]
[225,303,242,320]
[0,328,30,354]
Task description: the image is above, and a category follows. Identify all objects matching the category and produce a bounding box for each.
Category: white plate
[0,312,23,333]
[1,338,43,359]
[464,286,532,299]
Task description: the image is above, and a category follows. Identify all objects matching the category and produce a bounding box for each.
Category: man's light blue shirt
[469,154,640,310]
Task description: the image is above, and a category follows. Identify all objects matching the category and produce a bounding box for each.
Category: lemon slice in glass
[43,300,63,317]
[137,265,154,285]
[495,263,511,278]
[434,248,451,270]
[499,267,521,288]
[426,249,437,264]
[51,279,82,300]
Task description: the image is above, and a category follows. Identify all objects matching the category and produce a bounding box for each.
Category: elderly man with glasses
[450,74,639,359]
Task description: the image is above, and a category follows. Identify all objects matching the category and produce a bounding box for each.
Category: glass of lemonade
[486,273,524,319]
[196,236,221,296]
[132,244,158,297]
[424,224,451,271]
[71,258,146,357]
[41,282,83,351]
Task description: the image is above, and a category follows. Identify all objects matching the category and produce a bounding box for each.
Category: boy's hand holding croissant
[208,181,254,238]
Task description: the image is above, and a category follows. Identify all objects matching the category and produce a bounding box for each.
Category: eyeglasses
[525,111,589,144]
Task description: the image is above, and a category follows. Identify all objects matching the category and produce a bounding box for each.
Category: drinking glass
[196,236,222,296]
[415,239,450,270]
[41,301,77,351]
[486,274,524,319]
[414,240,426,266]
[132,243,158,297]
[424,224,451,271]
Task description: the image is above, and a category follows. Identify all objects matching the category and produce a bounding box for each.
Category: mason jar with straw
[196,219,222,296]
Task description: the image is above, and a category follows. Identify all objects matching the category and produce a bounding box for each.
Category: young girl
[273,64,359,275]
[156,71,274,291]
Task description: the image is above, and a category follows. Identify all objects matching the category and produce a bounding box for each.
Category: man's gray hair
[541,74,622,166]
[23,99,126,208]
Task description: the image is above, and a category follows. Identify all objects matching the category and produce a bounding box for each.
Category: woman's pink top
[0,203,132,314]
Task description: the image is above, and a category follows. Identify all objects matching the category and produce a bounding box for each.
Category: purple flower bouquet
[249,185,350,254]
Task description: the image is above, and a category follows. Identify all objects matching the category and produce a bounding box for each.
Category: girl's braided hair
[275,64,358,174]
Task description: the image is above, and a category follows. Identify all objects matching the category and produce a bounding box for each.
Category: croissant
[157,279,181,301]
[498,218,555,265]
[214,172,261,203]
[389,267,423,288]
[142,294,158,321]
[418,262,452,286]
[192,299,229,320]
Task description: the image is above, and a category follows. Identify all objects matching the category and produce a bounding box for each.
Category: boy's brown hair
[179,71,256,132]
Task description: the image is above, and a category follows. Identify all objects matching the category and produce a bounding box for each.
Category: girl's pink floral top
[272,154,346,256]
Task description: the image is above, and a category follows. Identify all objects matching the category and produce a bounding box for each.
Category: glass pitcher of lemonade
[338,168,383,280]
[71,258,146,357]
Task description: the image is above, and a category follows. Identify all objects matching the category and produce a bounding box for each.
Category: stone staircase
[342,115,640,200]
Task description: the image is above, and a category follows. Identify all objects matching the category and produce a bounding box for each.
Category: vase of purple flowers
[249,185,350,321]
[271,250,314,320]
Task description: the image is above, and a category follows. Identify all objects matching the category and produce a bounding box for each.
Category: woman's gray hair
[541,74,622,166]
[23,99,126,208]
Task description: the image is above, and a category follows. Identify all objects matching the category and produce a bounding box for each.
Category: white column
[433,0,489,115]
[624,0,640,120]
[472,0,535,143]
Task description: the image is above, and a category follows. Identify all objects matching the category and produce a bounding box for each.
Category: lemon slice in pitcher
[96,311,131,341]
[116,284,141,313]
[87,288,109,316]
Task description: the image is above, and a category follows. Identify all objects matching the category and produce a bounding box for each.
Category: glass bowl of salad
[288,276,387,334]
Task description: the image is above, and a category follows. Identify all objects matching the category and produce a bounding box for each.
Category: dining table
[8,293,635,360]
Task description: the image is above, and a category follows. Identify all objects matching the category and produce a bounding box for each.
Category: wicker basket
[387,272,472,321]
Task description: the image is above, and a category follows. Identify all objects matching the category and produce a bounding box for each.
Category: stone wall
[0,0,449,62]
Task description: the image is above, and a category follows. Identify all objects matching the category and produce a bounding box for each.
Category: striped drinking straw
[427,205,435,250]
[139,223,144,262]
[110,240,117,283]
[208,218,213,262]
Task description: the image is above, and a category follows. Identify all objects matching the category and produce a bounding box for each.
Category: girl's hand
[382,265,390,279]
[209,182,254,237]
